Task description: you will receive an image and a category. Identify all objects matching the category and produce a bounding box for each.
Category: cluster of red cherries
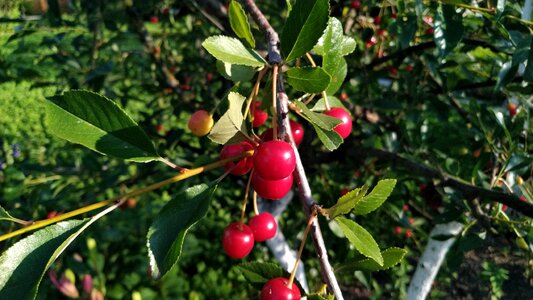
[214,101,352,299]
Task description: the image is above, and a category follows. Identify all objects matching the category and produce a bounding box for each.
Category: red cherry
[408,218,415,225]
[323,107,352,139]
[340,188,350,196]
[339,92,348,101]
[253,173,293,200]
[222,222,255,259]
[289,120,304,145]
[206,72,213,82]
[220,142,254,175]
[251,101,268,127]
[260,121,304,146]
[253,141,295,180]
[402,204,409,211]
[394,226,402,235]
[150,16,159,24]
[350,0,361,9]
[389,66,398,76]
[405,65,414,72]
[507,103,517,117]
[501,204,508,212]
[261,278,301,300]
[249,212,277,242]
[47,211,59,219]
[374,16,381,25]
[405,229,413,238]
[425,27,434,35]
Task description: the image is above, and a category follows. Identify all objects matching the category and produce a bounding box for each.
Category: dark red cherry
[252,173,293,200]
[220,141,254,175]
[261,277,301,300]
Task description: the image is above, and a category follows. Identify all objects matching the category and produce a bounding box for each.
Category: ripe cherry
[394,226,402,235]
[507,103,517,117]
[249,212,277,242]
[222,222,255,259]
[47,211,59,219]
[150,16,159,24]
[188,110,214,137]
[261,278,301,300]
[374,16,381,25]
[350,0,361,9]
[289,120,304,145]
[253,141,295,180]
[339,91,348,101]
[252,173,293,200]
[220,141,254,176]
[251,101,268,127]
[323,107,352,139]
[260,120,304,146]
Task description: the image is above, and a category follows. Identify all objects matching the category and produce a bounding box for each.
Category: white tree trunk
[406,221,464,300]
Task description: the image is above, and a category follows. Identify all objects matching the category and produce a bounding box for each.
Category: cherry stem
[159,157,188,173]
[272,65,279,140]
[287,208,317,289]
[244,67,268,121]
[305,53,330,111]
[253,190,259,216]
[0,150,255,242]
[239,170,255,224]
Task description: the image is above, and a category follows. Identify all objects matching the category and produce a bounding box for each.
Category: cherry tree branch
[240,1,344,298]
[322,146,533,218]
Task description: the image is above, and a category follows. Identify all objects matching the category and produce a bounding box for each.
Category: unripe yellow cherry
[188,110,214,136]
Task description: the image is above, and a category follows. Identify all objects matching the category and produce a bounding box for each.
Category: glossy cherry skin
[323,107,352,139]
[260,121,304,145]
[220,141,254,175]
[252,173,293,200]
[289,120,304,145]
[251,101,268,127]
[253,141,296,180]
[222,222,255,259]
[261,278,301,300]
[188,110,214,136]
[249,212,277,242]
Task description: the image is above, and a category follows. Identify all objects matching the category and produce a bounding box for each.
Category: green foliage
[338,248,408,273]
[228,0,255,48]
[335,217,383,266]
[281,0,329,62]
[286,66,331,93]
[147,183,217,279]
[0,220,89,299]
[208,91,249,144]
[45,90,160,162]
[202,36,266,67]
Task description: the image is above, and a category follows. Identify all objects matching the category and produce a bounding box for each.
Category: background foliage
[1,0,532,299]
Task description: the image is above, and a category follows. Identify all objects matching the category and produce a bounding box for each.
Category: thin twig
[240,1,344,298]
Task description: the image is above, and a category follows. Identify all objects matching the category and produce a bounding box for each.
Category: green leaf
[216,60,258,82]
[0,205,16,222]
[0,202,120,300]
[45,90,159,162]
[313,124,344,151]
[313,18,348,94]
[286,67,331,93]
[434,4,464,57]
[202,36,266,67]
[313,18,355,56]
[147,183,217,278]
[322,186,369,219]
[236,262,285,289]
[338,247,407,273]
[325,57,347,95]
[522,38,533,82]
[208,92,249,145]
[281,0,330,62]
[353,179,396,215]
[228,0,255,48]
[311,96,348,112]
[335,217,383,266]
[236,262,304,291]
[293,101,341,130]
[494,61,518,92]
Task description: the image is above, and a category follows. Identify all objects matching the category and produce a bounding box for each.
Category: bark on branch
[240,0,344,298]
